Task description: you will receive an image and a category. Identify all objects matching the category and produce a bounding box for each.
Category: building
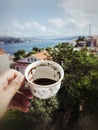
[13,51,50,74]
[75,41,87,47]
[0,48,10,74]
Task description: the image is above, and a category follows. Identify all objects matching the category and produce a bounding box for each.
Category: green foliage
[32,47,40,52]
[14,49,26,61]
[46,46,52,52]
[26,97,59,130]
[6,43,98,130]
[32,47,44,52]
[48,43,98,123]
[3,97,58,130]
[0,110,29,130]
[26,51,36,57]
[47,43,98,129]
[76,36,85,42]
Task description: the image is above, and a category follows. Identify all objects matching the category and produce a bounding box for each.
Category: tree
[5,43,98,130]
[48,42,98,130]
[3,97,59,130]
[26,51,36,57]
[14,49,26,61]
[76,36,85,42]
[32,47,44,52]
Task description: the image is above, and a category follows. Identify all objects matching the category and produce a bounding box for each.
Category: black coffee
[33,78,57,85]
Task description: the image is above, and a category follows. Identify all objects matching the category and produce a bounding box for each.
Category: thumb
[5,74,25,101]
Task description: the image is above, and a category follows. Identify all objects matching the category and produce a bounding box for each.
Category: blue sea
[0,36,78,54]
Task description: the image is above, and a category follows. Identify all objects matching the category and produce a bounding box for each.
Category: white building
[13,51,49,74]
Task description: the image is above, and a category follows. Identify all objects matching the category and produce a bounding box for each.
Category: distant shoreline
[0,36,79,44]
[0,36,78,54]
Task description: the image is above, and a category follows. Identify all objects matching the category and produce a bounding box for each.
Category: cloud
[59,0,98,25]
[13,19,25,29]
[24,22,33,29]
[57,0,98,36]
[11,19,49,36]
[60,0,98,15]
[48,16,88,29]
[12,17,89,37]
[12,19,47,32]
[12,18,63,36]
[1,0,98,37]
[48,18,66,28]
[33,22,47,32]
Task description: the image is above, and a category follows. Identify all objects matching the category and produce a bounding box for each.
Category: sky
[0,0,98,37]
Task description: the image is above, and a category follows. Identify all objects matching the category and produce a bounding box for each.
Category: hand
[0,69,33,118]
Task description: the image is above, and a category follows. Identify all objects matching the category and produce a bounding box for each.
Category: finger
[19,88,33,99]
[9,101,29,112]
[5,74,25,102]
[16,93,31,107]
[0,69,22,89]
[9,93,30,112]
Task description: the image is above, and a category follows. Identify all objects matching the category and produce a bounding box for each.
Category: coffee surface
[33,78,56,85]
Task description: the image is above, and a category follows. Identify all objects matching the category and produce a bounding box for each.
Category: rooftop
[32,51,49,60]
[0,48,7,55]
[17,51,50,64]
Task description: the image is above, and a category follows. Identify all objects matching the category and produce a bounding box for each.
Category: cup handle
[24,80,29,89]
[16,80,29,95]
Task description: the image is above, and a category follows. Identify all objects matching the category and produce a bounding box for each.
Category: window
[34,58,36,62]
[16,67,19,71]
[31,58,33,62]
[27,58,30,62]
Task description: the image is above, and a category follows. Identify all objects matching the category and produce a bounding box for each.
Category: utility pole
[89,24,91,37]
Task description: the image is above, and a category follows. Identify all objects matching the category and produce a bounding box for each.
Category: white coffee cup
[25,60,64,99]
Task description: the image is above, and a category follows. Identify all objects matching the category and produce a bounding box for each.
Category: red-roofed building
[0,48,6,54]
[13,51,50,74]
[32,51,49,60]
